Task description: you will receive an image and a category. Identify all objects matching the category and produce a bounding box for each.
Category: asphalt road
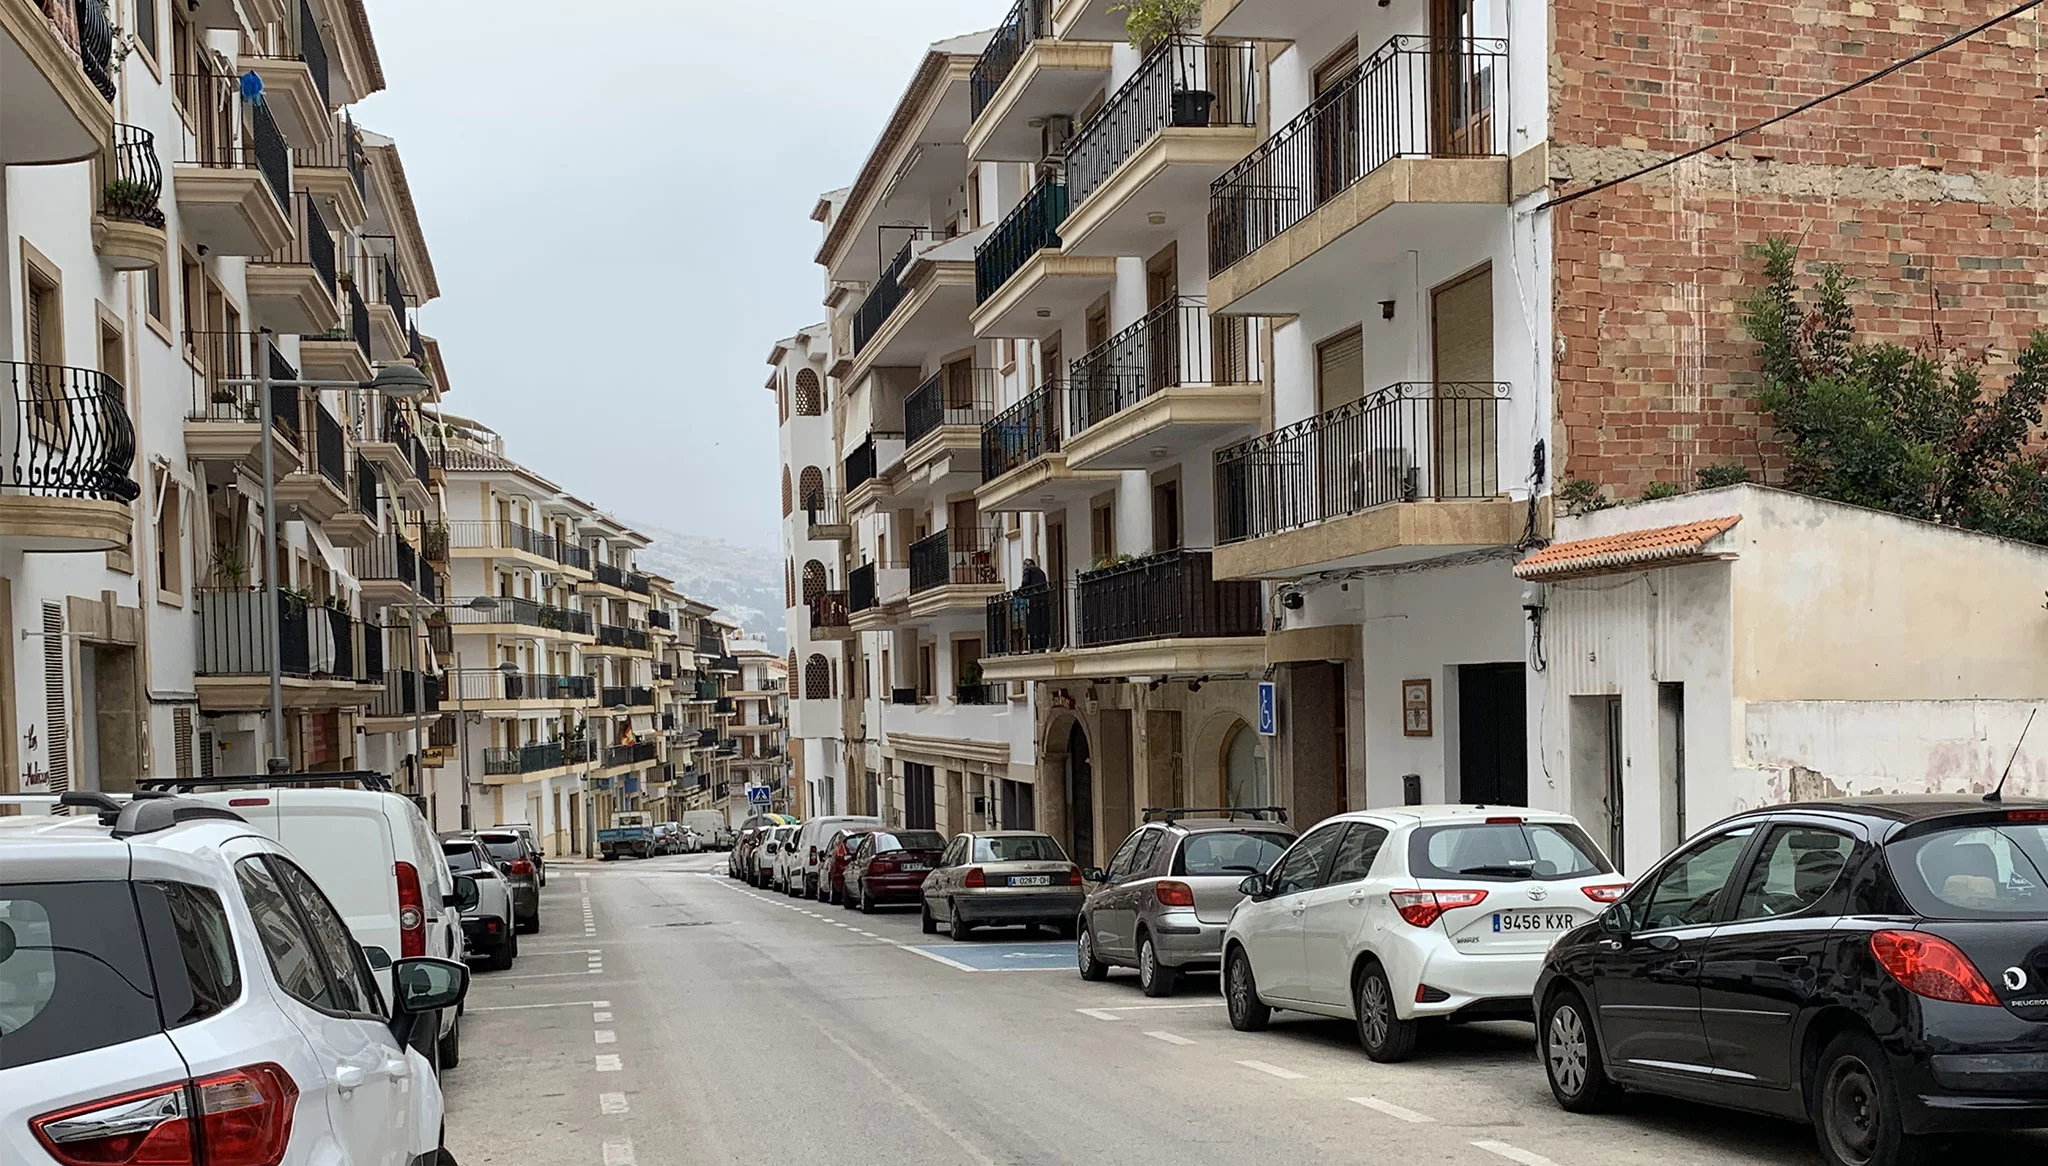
[441,852,2048,1166]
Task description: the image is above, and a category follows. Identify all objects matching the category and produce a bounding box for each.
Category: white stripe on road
[468,999,608,1013]
[1236,1060,1307,1080]
[593,1010,613,1022]
[1144,1030,1196,1045]
[1473,1142,1564,1166]
[594,1054,622,1072]
[897,946,983,973]
[1349,1097,1437,1123]
[494,969,605,980]
[599,1092,629,1115]
[594,1030,616,1044]
[602,1139,636,1165]
[1076,1002,1226,1021]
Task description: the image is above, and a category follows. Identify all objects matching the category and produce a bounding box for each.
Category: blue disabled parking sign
[1258,681,1276,736]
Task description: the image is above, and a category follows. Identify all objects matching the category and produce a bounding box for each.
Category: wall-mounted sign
[1402,679,1433,738]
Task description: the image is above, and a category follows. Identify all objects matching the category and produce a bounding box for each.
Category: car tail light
[809,846,819,863]
[964,867,986,889]
[395,861,425,958]
[871,860,898,874]
[31,1063,297,1166]
[1066,865,1084,886]
[1390,889,1489,928]
[509,859,534,877]
[1871,929,2000,1006]
[1155,880,1195,907]
[1485,816,1524,825]
[227,797,270,808]
[1581,884,1631,904]
[2007,809,2048,823]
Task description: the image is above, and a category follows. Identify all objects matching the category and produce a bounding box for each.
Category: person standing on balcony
[1021,558,1050,652]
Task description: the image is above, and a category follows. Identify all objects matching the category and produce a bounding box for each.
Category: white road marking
[1349,1097,1436,1123]
[1076,1002,1226,1021]
[1472,1142,1563,1166]
[594,1054,623,1072]
[592,1000,610,1008]
[599,1092,628,1116]
[602,1139,636,1165]
[1144,1030,1196,1045]
[592,1010,613,1022]
[469,999,608,1013]
[492,969,606,980]
[1237,1059,1307,1080]
[594,1030,616,1045]
[831,921,850,927]
[896,946,983,973]
[855,931,879,938]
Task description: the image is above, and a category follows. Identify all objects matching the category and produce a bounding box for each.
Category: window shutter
[42,603,68,794]
[1316,328,1365,412]
[198,728,217,778]
[174,708,195,779]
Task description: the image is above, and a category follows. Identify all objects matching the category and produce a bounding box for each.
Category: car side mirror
[1602,902,1636,935]
[448,875,480,912]
[393,957,470,1015]
[1083,867,1107,883]
[1239,874,1268,900]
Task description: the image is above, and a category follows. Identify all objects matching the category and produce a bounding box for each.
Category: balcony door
[1312,39,1362,207]
[1430,266,1497,500]
[1429,0,1491,155]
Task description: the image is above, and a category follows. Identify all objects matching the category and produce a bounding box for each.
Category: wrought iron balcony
[448,519,554,557]
[361,533,420,589]
[597,624,651,652]
[196,589,364,681]
[384,404,432,483]
[444,595,592,637]
[309,400,347,493]
[955,683,1009,706]
[975,172,1067,304]
[102,125,165,228]
[262,191,338,296]
[1068,298,1261,434]
[3,362,139,502]
[647,609,673,630]
[981,381,1065,482]
[1077,548,1262,648]
[845,431,901,494]
[1066,39,1259,210]
[352,454,378,520]
[605,741,658,769]
[986,582,1069,657]
[445,670,595,704]
[970,0,1053,119]
[368,669,440,719]
[1215,382,1507,543]
[905,368,998,449]
[1211,36,1508,276]
[848,564,877,613]
[909,527,1002,595]
[851,230,938,355]
[292,111,367,198]
[75,0,116,99]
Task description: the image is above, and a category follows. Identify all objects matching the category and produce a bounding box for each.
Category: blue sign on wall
[1258,681,1277,736]
[747,785,771,805]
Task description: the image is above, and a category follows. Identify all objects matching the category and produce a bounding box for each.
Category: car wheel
[920,900,938,935]
[1542,989,1620,1112]
[1815,1030,1930,1166]
[437,1011,462,1070]
[859,889,875,915]
[489,930,516,971]
[1225,947,1271,1032]
[1355,964,1420,1063]
[948,904,973,942]
[1138,933,1178,998]
[1077,924,1109,982]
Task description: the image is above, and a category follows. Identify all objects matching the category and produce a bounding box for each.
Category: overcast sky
[356,0,1001,547]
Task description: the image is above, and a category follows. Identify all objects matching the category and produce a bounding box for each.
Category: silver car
[1078,813,1297,996]
[920,831,1084,941]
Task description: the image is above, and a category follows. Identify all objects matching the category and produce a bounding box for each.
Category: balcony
[848,560,910,631]
[1,0,116,165]
[603,741,658,771]
[585,562,652,597]
[1209,37,1510,315]
[172,62,291,256]
[847,230,982,380]
[599,686,653,711]
[1202,0,1354,42]
[1059,39,1259,258]
[93,125,167,270]
[902,368,997,483]
[976,381,1117,513]
[809,591,854,642]
[482,741,577,780]
[0,362,138,553]
[843,430,905,512]
[363,668,442,728]
[986,582,1070,658]
[590,624,652,655]
[982,549,1263,682]
[249,192,342,334]
[301,282,373,383]
[444,595,593,641]
[194,589,373,711]
[1212,382,1517,580]
[236,0,330,148]
[444,669,596,711]
[358,247,413,361]
[968,0,1113,161]
[292,111,367,230]
[1064,297,1265,470]
[647,609,673,632]
[970,174,1117,341]
[447,518,562,568]
[324,454,378,546]
[359,532,423,605]
[356,403,432,509]
[908,526,1004,617]
[273,383,350,524]
[181,332,299,475]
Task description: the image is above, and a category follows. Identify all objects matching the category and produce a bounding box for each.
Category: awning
[1515,515,1742,582]
[305,522,362,593]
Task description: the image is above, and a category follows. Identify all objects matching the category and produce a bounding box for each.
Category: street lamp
[218,330,437,772]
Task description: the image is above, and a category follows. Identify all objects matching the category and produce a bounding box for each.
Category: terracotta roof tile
[1515,515,1742,581]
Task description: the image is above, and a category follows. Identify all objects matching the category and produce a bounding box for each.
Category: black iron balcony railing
[269,383,300,444]
[811,591,850,631]
[312,401,346,490]
[75,0,116,99]
[1211,36,1508,276]
[264,191,338,300]
[848,563,877,613]
[905,368,998,449]
[296,0,330,108]
[845,432,900,494]
[384,406,432,483]
[970,0,1053,118]
[293,112,366,198]
[597,625,651,652]
[362,622,384,680]
[368,669,438,719]
[695,634,724,657]
[975,172,1067,304]
[696,728,719,747]
[559,543,591,572]
[1215,382,1507,544]
[631,685,655,708]
[352,454,378,519]
[417,560,439,602]
[852,231,934,355]
[605,741,658,769]
[647,609,672,630]
[1069,298,1261,434]
[248,103,291,211]
[987,582,1070,657]
[981,381,1064,482]
[1078,548,1263,648]
[484,741,570,777]
[447,519,552,556]
[715,697,737,716]
[661,712,678,730]
[196,588,344,679]
[102,124,165,227]
[360,533,418,591]
[363,243,410,324]
[2,363,139,503]
[444,595,592,636]
[626,571,651,595]
[910,526,1002,594]
[347,284,372,358]
[955,683,1009,706]
[593,562,624,590]
[445,670,595,704]
[1066,39,1259,210]
[564,738,596,765]
[600,685,630,709]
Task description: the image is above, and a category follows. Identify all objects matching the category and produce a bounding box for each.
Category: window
[1732,826,1855,921]
[271,858,380,1016]
[1127,829,1163,876]
[1887,821,2048,920]
[1089,497,1114,563]
[1325,823,1390,884]
[147,881,241,1027]
[1634,827,1757,931]
[970,835,1066,863]
[795,369,822,417]
[143,264,165,326]
[1176,831,1294,877]
[1104,830,1144,880]
[0,882,161,1070]
[1268,825,1343,896]
[135,0,158,61]
[1223,721,1267,807]
[1409,821,1611,882]
[234,858,334,1011]
[154,470,183,602]
[24,261,60,367]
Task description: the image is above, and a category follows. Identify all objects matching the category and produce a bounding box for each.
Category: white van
[684,809,731,850]
[146,772,470,1071]
[790,815,882,899]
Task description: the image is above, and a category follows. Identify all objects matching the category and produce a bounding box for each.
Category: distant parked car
[921,831,1085,940]
[843,829,949,912]
[816,828,875,904]
[1079,811,1297,996]
[730,826,764,878]
[472,828,543,933]
[791,816,882,899]
[492,821,547,886]
[651,822,684,855]
[444,836,518,970]
[754,825,797,888]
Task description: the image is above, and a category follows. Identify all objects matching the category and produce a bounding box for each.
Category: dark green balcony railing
[975,173,1067,304]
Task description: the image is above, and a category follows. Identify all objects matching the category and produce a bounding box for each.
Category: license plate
[1492,910,1578,932]
[1011,875,1052,887]
[900,863,929,872]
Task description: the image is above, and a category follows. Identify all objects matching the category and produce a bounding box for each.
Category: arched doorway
[1067,721,1093,868]
[1221,719,1268,808]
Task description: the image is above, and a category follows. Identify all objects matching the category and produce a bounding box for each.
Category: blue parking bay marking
[903,940,1076,972]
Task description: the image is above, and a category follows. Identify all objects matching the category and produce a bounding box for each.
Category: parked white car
[790,816,881,898]
[0,792,473,1166]
[155,774,472,1070]
[1222,806,1626,1062]
[753,825,797,888]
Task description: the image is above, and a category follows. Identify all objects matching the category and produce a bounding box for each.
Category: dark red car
[842,829,949,912]
[818,828,874,905]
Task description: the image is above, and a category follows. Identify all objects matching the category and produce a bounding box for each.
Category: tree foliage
[1742,237,2048,544]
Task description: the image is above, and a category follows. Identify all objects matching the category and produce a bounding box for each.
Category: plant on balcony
[208,544,248,587]
[420,519,449,560]
[209,385,238,405]
[279,586,314,614]
[102,176,155,221]
[1112,0,1212,125]
[1087,551,1136,573]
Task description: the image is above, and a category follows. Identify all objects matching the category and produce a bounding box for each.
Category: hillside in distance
[631,522,785,656]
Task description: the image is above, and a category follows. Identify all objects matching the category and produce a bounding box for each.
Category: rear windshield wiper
[1458,865,1535,878]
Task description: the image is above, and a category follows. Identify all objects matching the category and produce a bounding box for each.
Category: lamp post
[224,338,434,773]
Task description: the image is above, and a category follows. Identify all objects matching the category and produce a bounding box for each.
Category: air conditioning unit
[1040,115,1074,166]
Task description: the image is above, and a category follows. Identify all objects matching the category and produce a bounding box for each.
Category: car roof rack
[1141,806,1290,825]
[137,770,395,794]
[58,791,247,838]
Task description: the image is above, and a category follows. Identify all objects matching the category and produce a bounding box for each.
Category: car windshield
[972,835,1066,863]
[1409,821,1611,881]
[1176,831,1295,876]
[0,882,162,1070]
[477,835,525,861]
[443,846,483,872]
[1887,820,2048,919]
[873,831,947,853]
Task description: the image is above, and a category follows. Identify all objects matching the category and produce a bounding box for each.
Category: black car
[1536,796,2048,1166]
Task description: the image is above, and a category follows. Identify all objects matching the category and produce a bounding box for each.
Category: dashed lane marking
[1472,1143,1563,1166]
[594,1054,623,1072]
[599,1092,628,1116]
[469,999,610,1013]
[594,1030,616,1044]
[1350,1097,1436,1123]
[1076,1002,1227,1021]
[602,1139,636,1165]
[494,969,605,980]
[593,1011,613,1022]
[1144,1030,1196,1045]
[1237,1060,1307,1080]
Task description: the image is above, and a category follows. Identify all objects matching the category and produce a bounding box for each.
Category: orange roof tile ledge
[1515,515,1743,582]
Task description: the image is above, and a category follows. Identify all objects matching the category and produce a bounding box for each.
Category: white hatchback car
[0,792,473,1166]
[1221,806,1626,1062]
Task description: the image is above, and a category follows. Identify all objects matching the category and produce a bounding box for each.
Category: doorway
[1066,723,1093,867]
[904,762,937,829]
[1457,662,1526,805]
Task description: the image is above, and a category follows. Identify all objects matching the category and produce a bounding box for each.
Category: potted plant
[1113,0,1211,126]
[421,518,449,560]
[209,544,248,588]
[957,659,985,702]
[101,176,155,221]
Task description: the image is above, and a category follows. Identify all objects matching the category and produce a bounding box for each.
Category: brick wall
[1548,0,2048,495]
